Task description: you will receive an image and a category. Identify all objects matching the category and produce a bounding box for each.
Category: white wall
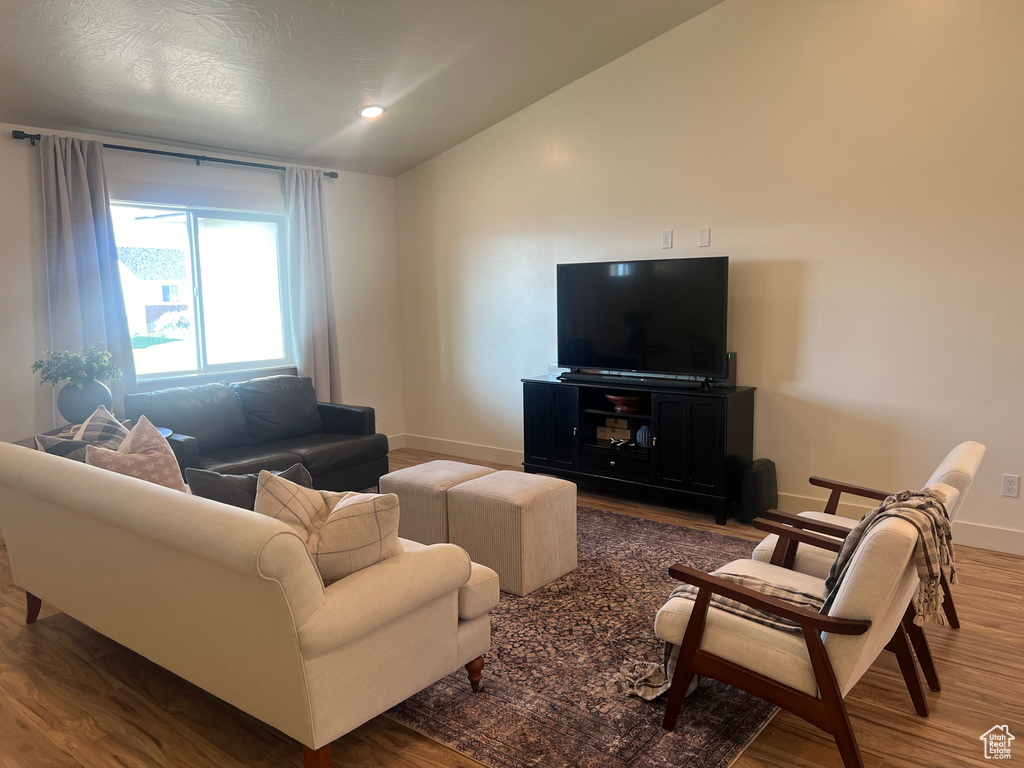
[395,0,1024,552]
[0,122,406,442]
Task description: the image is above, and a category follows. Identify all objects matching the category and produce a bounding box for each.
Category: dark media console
[522,375,754,525]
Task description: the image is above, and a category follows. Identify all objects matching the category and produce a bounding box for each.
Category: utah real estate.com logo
[980,725,1015,760]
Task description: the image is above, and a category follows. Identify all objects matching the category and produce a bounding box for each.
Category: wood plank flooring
[1,446,1021,767]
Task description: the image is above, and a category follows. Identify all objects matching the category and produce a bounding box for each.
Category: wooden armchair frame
[662,563,927,768]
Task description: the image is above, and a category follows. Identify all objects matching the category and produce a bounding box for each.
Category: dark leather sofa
[124,375,389,491]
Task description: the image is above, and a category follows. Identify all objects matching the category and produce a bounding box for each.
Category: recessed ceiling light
[359,106,385,119]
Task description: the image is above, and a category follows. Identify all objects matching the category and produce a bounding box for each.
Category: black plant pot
[56,378,113,425]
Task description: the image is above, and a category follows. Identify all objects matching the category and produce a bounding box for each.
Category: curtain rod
[11,130,339,179]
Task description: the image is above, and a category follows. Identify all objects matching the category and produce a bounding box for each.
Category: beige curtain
[285,167,341,402]
[40,135,137,415]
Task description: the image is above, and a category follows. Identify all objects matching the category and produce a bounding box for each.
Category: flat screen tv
[556,256,729,378]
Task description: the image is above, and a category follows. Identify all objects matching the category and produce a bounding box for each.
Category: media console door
[651,394,725,495]
[523,382,579,470]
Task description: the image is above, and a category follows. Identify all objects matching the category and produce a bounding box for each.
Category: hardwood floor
[1,446,1021,767]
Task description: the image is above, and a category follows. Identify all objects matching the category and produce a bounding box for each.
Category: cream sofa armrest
[297,543,471,658]
[257,532,327,628]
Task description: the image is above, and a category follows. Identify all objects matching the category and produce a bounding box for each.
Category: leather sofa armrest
[166,433,199,473]
[317,403,376,435]
[296,543,471,657]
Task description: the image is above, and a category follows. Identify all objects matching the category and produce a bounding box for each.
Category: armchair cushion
[751,511,849,578]
[234,376,323,444]
[656,558,824,696]
[254,471,401,583]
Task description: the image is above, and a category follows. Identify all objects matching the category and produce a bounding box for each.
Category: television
[556,256,729,379]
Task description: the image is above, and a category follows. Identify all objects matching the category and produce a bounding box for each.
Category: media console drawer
[579,448,649,481]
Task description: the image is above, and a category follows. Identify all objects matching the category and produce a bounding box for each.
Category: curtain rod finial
[12,129,41,146]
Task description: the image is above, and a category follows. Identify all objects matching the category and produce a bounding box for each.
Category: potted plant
[32,347,123,424]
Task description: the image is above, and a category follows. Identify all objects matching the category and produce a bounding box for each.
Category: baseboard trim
[386,433,407,451]
[400,434,524,467]
[952,521,1024,555]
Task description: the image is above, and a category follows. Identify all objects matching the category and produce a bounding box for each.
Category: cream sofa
[0,442,499,767]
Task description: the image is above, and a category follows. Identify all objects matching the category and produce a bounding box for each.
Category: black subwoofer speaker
[739,458,778,523]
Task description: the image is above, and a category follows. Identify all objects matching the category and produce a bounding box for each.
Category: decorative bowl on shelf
[604,394,643,413]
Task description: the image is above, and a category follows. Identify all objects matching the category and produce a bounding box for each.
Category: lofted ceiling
[0,0,723,177]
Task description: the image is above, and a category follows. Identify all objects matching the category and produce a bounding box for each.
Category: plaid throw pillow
[35,405,129,462]
[77,405,130,445]
[253,471,402,584]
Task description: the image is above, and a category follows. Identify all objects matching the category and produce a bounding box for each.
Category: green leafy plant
[31,347,123,389]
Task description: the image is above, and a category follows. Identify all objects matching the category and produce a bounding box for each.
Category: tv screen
[557,256,729,378]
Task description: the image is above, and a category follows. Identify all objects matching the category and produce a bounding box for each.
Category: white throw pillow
[253,471,402,584]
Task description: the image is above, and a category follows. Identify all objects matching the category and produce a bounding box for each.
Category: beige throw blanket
[821,487,955,626]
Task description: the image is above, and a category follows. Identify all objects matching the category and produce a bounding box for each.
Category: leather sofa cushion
[234,376,324,444]
[197,445,304,475]
[264,433,389,476]
[125,383,249,454]
[186,463,314,510]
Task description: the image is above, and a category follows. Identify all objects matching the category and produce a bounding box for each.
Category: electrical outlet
[1001,474,1020,498]
[661,230,673,249]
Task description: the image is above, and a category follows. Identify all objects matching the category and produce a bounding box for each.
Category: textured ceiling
[0,0,722,177]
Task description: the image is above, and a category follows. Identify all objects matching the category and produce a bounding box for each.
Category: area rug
[387,506,778,768]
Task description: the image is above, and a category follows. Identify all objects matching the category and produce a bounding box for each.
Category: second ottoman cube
[448,471,577,596]
[380,460,497,545]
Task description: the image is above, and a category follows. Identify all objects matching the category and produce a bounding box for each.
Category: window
[110,204,290,379]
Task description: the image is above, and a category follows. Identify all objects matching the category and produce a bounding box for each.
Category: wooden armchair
[751,441,986,630]
[751,501,949,695]
[656,514,934,768]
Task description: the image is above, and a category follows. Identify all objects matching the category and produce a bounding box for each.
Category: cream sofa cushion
[254,471,401,583]
[86,415,187,492]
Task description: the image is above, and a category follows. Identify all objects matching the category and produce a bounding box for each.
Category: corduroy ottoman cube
[379,460,497,545]
[447,471,577,596]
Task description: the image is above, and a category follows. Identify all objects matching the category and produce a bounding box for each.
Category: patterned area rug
[387,506,778,768]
